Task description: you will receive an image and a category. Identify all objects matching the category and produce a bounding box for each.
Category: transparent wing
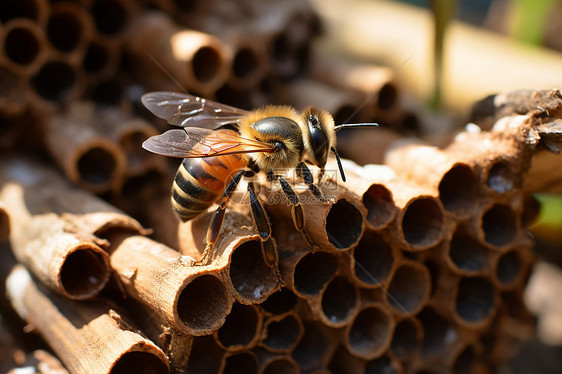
[141,91,249,129]
[142,128,276,158]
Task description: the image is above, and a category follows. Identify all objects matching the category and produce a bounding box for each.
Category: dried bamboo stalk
[213,302,262,351]
[1,18,48,76]
[126,12,231,96]
[109,234,234,336]
[6,265,170,374]
[46,2,94,63]
[44,103,127,194]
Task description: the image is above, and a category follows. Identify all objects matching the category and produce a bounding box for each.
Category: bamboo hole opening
[0,0,40,23]
[321,276,358,324]
[495,250,522,286]
[481,203,517,247]
[418,307,458,355]
[452,345,478,374]
[401,113,420,132]
[177,274,230,332]
[348,306,392,358]
[109,350,169,374]
[391,318,419,358]
[120,131,152,170]
[77,146,118,186]
[363,184,395,229]
[354,230,394,286]
[271,33,291,70]
[325,199,363,249]
[232,47,258,80]
[365,355,400,374]
[60,247,110,298]
[522,194,541,227]
[260,287,297,315]
[387,263,429,314]
[187,336,224,374]
[229,239,278,302]
[192,46,222,83]
[438,164,478,213]
[47,11,82,53]
[217,302,259,349]
[83,41,110,73]
[377,83,398,111]
[486,160,515,193]
[222,352,258,374]
[401,198,444,249]
[263,358,299,374]
[4,26,40,66]
[294,251,338,296]
[91,0,127,35]
[292,322,329,369]
[456,276,496,324]
[329,345,363,374]
[333,105,360,125]
[449,228,488,273]
[30,61,76,102]
[263,314,302,351]
[175,0,198,13]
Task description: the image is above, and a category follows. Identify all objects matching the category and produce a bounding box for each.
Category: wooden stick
[5,265,169,374]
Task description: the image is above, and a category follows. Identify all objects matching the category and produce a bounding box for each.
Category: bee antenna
[334,123,379,131]
[331,147,346,182]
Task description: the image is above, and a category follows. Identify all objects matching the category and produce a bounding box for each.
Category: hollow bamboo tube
[213,302,262,351]
[365,353,404,374]
[86,0,138,43]
[445,223,494,276]
[385,260,431,316]
[491,247,532,291]
[0,0,49,27]
[259,287,298,317]
[220,351,259,374]
[109,234,234,336]
[390,316,423,361]
[29,57,83,108]
[344,302,395,360]
[310,274,360,328]
[0,202,9,242]
[1,18,48,76]
[0,67,29,117]
[46,2,94,63]
[291,319,342,372]
[126,12,231,96]
[328,344,366,374]
[260,311,304,354]
[186,335,225,374]
[82,39,121,82]
[255,351,299,374]
[6,265,170,374]
[45,103,127,194]
[0,183,111,300]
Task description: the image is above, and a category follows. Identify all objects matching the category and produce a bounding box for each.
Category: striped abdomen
[172,154,246,221]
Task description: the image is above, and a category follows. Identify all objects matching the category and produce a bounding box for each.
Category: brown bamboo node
[1,18,48,76]
[350,229,398,288]
[292,320,341,372]
[47,2,95,62]
[110,235,234,336]
[260,312,304,354]
[386,260,431,316]
[6,265,169,374]
[214,302,263,351]
[345,302,395,360]
[0,0,49,26]
[390,316,423,361]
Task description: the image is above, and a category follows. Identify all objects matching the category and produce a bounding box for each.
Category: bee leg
[247,182,278,268]
[198,170,245,266]
[297,162,324,201]
[277,176,304,233]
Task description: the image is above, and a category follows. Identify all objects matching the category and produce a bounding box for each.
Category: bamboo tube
[45,103,127,194]
[0,183,111,300]
[344,302,395,360]
[452,274,498,329]
[221,351,258,374]
[475,201,520,250]
[46,3,94,62]
[445,223,492,276]
[255,352,299,374]
[0,67,28,117]
[259,287,298,317]
[385,260,431,316]
[385,142,479,217]
[82,39,121,81]
[328,344,366,374]
[492,247,531,291]
[416,306,458,356]
[390,316,423,361]
[312,275,360,328]
[0,0,49,26]
[6,265,169,374]
[186,335,224,374]
[29,57,83,107]
[292,320,341,373]
[87,0,137,42]
[0,202,9,242]
[109,234,234,336]
[365,354,404,374]
[126,12,231,96]
[214,302,262,351]
[1,18,48,76]
[260,311,303,354]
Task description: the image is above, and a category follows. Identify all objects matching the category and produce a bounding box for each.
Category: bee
[141,91,377,268]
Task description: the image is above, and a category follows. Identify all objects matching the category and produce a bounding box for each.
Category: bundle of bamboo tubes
[1,0,560,373]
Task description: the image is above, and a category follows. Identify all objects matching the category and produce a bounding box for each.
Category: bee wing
[142,128,276,158]
[141,91,248,129]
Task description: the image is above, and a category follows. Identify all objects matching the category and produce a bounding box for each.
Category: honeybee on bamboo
[141,91,377,268]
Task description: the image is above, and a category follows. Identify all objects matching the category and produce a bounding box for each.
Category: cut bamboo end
[214,302,262,351]
[221,351,259,374]
[261,312,304,353]
[47,2,94,60]
[110,235,234,336]
[0,202,9,242]
[186,335,224,374]
[259,287,298,316]
[446,223,491,275]
[1,18,48,75]
[396,194,446,251]
[29,57,83,107]
[82,39,121,80]
[315,275,360,327]
[6,265,170,374]
[386,260,431,315]
[350,229,397,288]
[390,316,423,360]
[258,354,299,374]
[477,202,519,250]
[344,303,395,360]
[454,275,498,328]
[292,320,340,372]
[89,0,137,42]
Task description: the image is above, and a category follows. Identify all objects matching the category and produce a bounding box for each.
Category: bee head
[302,107,336,169]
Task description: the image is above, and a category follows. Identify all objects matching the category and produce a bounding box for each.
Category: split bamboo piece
[126,12,231,96]
[1,18,48,76]
[6,265,170,374]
